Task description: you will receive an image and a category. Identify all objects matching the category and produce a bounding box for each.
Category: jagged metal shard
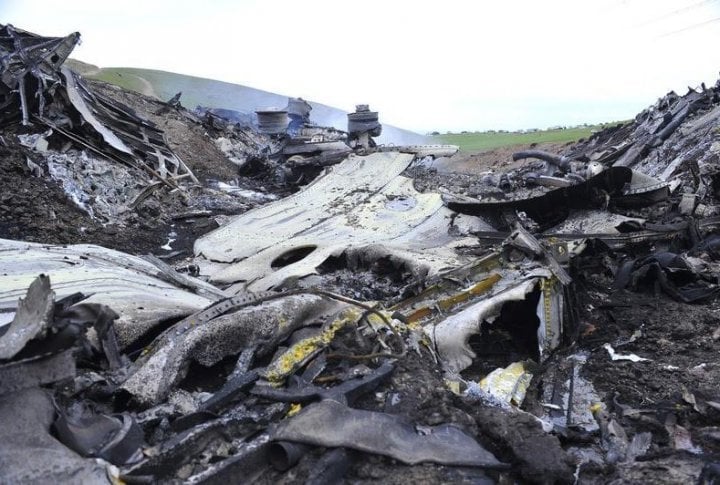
[0,24,79,123]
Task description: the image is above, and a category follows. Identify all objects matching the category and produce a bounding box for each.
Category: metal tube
[268,441,312,471]
[513,150,571,171]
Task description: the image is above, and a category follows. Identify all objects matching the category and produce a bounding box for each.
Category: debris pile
[0,24,195,184]
[2,24,720,484]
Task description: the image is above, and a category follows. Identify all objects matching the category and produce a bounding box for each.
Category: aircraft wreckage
[2,24,720,484]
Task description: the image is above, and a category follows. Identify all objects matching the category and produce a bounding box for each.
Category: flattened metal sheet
[0,239,215,348]
[194,152,476,291]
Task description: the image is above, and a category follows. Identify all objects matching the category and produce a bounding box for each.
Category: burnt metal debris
[2,24,720,484]
[347,104,382,149]
[0,24,196,189]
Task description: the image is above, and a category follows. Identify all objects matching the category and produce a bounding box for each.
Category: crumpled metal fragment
[54,403,144,465]
[0,274,54,360]
[0,388,110,483]
[272,399,507,468]
[121,294,346,405]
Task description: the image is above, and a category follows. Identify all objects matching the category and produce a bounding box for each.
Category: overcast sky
[5,0,720,133]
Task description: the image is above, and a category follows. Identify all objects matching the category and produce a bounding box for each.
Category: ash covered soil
[3,78,720,484]
[1,80,290,258]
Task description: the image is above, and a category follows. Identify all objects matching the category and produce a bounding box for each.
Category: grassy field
[90,69,154,95]
[432,124,622,152]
